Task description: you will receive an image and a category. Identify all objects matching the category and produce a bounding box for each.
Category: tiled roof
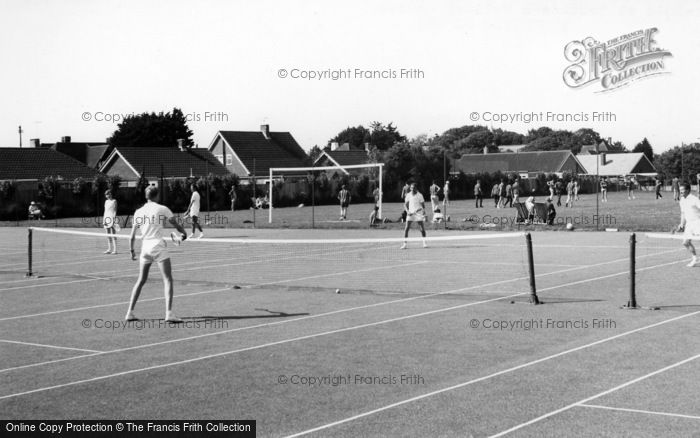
[51,142,108,164]
[0,147,102,180]
[217,131,308,175]
[455,150,579,174]
[316,149,371,166]
[576,153,657,176]
[104,147,230,178]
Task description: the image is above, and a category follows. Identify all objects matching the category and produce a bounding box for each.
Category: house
[0,147,102,181]
[313,143,373,175]
[576,152,657,177]
[454,150,586,178]
[207,125,308,180]
[31,136,112,169]
[99,145,229,186]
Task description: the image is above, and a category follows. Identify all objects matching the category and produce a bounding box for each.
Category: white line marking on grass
[0,339,102,354]
[489,353,700,437]
[285,312,700,438]
[579,404,700,420]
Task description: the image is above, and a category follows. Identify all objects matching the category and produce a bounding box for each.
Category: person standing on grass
[555,179,563,207]
[126,186,188,322]
[103,190,118,254]
[474,179,483,208]
[655,177,663,199]
[505,180,513,208]
[429,180,440,213]
[401,183,427,250]
[229,185,237,211]
[512,177,520,205]
[497,179,506,208]
[547,179,555,201]
[491,183,500,208]
[443,180,450,206]
[545,198,556,225]
[565,179,574,208]
[678,182,700,267]
[600,177,608,202]
[185,184,204,239]
[626,176,636,200]
[338,184,350,220]
[573,179,580,201]
[672,177,680,201]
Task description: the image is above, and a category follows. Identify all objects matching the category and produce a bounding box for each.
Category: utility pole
[18,125,23,148]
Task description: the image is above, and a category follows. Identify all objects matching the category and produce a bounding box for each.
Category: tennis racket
[408,208,425,221]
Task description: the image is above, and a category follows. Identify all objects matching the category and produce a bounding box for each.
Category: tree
[632,138,654,162]
[573,128,602,145]
[655,144,700,181]
[328,125,370,149]
[107,108,194,148]
[307,145,324,163]
[369,122,406,151]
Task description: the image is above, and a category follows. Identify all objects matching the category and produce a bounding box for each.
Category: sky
[1,0,699,153]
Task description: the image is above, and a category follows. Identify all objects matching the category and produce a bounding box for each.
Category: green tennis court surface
[0,227,698,437]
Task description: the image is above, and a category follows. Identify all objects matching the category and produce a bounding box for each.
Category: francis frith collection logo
[563,28,672,92]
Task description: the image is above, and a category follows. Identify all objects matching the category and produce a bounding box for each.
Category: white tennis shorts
[140,239,169,264]
[407,212,425,222]
[684,220,700,238]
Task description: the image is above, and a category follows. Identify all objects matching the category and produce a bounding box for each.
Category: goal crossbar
[268,163,384,223]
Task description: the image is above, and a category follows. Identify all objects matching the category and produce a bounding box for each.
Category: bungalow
[99,145,228,186]
[0,147,102,181]
[207,125,308,180]
[576,152,657,177]
[313,143,373,176]
[454,150,586,178]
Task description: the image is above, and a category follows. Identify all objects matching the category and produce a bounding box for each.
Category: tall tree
[369,121,406,150]
[108,108,194,148]
[328,125,370,149]
[632,138,654,162]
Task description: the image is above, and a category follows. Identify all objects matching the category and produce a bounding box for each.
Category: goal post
[268,163,384,223]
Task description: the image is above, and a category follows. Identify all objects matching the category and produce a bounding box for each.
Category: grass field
[1,189,684,231]
[1,217,699,436]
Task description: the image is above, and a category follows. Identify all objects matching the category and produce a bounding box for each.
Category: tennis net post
[625,232,637,309]
[26,227,33,277]
[526,232,539,305]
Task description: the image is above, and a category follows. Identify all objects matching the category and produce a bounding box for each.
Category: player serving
[678,182,700,267]
[126,186,188,322]
[401,182,427,249]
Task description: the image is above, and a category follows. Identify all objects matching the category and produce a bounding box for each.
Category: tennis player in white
[126,186,188,322]
[401,183,427,249]
[678,182,700,267]
[186,184,204,239]
[103,189,118,254]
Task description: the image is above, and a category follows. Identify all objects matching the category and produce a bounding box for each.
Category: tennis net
[24,226,539,302]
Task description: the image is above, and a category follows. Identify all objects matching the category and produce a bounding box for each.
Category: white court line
[0,292,526,401]
[0,242,385,290]
[489,353,700,437]
[281,268,697,438]
[579,403,700,421]
[0,339,102,354]
[0,255,693,401]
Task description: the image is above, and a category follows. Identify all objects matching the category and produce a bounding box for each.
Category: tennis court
[0,226,698,437]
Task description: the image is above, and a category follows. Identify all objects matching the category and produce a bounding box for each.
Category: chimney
[483,146,489,155]
[61,136,71,143]
[331,142,339,151]
[260,124,270,139]
[177,138,185,151]
[30,138,40,148]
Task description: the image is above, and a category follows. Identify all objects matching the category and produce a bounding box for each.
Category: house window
[226,155,232,166]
